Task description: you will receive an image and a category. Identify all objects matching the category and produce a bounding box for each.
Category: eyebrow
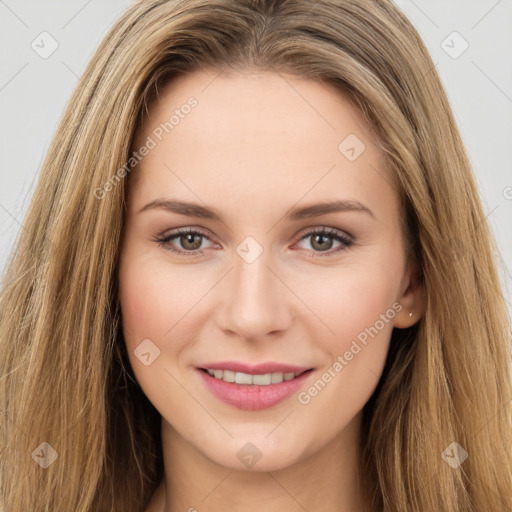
[139,198,376,220]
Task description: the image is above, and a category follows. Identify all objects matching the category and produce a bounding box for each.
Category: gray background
[1,0,511,313]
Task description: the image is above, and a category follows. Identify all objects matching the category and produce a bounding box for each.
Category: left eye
[155,226,353,257]
[294,227,353,256]
[155,227,213,254]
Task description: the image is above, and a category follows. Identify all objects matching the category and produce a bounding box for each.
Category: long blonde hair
[1,0,511,510]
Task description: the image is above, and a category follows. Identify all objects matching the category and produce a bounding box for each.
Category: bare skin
[118,69,423,512]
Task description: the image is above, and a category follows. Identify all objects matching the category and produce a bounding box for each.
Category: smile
[196,362,315,411]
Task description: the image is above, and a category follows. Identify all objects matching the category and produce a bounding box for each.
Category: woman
[1,0,511,511]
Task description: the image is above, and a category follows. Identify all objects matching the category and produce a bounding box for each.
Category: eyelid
[295,225,353,242]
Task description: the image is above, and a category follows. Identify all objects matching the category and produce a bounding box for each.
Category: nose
[215,248,293,341]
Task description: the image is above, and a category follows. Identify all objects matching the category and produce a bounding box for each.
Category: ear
[394,255,424,329]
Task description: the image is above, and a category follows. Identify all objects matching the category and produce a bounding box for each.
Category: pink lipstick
[196,361,314,411]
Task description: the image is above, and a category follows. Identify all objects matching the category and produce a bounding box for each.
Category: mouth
[195,363,315,411]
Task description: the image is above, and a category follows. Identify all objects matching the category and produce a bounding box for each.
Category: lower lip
[196,369,314,411]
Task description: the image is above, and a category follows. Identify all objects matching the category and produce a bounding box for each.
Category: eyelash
[154,226,353,258]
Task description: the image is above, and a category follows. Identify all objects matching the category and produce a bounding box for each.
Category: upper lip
[197,361,313,375]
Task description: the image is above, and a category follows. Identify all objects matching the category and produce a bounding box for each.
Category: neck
[157,411,370,512]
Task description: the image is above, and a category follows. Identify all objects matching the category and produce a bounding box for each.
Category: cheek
[118,251,188,404]
[118,247,209,357]
[304,265,400,345]
[118,250,178,349]
[119,270,159,349]
[295,269,397,429]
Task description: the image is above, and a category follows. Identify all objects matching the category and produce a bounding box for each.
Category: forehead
[129,69,397,220]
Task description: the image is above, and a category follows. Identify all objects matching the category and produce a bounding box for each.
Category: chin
[197,433,312,473]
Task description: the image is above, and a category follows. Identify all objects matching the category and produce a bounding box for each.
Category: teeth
[222,370,235,382]
[271,372,283,384]
[205,369,304,385]
[235,372,253,385]
[253,373,271,385]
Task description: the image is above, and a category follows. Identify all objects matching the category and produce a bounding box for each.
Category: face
[118,69,420,472]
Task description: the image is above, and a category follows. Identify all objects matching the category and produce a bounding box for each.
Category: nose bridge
[219,242,292,338]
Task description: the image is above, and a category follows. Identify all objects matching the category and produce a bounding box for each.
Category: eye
[293,226,353,257]
[154,226,353,257]
[154,227,214,255]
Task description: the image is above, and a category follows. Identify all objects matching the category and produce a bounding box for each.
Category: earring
[409,312,413,317]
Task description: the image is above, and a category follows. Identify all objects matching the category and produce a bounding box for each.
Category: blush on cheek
[119,273,157,350]
[328,296,396,361]
[322,289,384,339]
